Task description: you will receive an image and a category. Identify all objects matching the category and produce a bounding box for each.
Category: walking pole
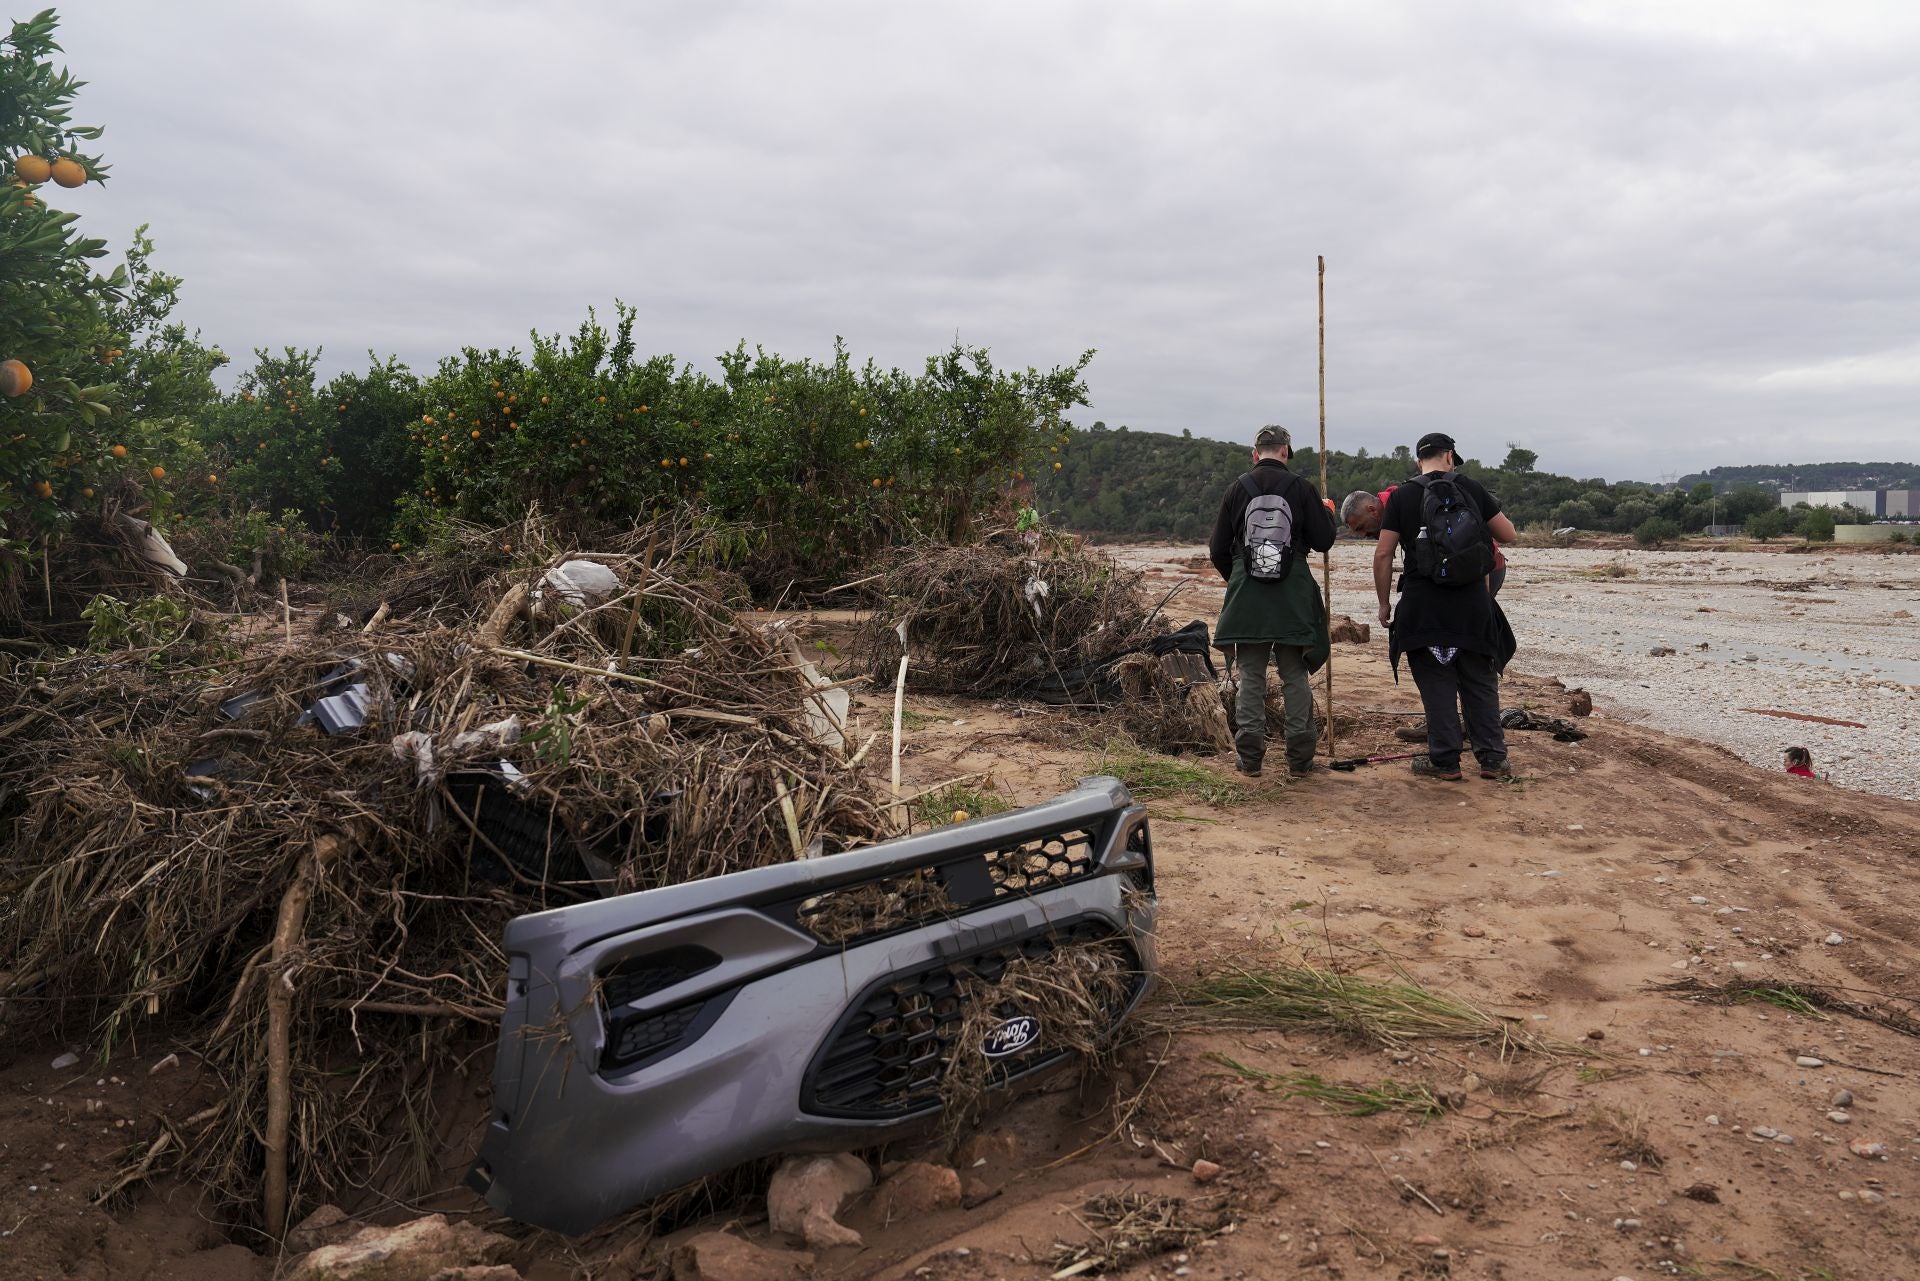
[1318,255,1336,761]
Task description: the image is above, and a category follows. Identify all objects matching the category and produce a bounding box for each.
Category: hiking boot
[1479,757,1513,780]
[1288,758,1316,776]
[1234,758,1262,779]
[1393,723,1427,742]
[1410,755,1463,782]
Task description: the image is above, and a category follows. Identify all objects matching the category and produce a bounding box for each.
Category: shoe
[1479,758,1513,780]
[1393,723,1427,743]
[1288,759,1316,776]
[1410,755,1463,782]
[1234,759,1262,778]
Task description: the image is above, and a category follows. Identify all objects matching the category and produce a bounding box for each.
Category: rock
[1191,1158,1223,1184]
[1461,924,1486,938]
[1751,1126,1779,1139]
[1705,1115,1720,1126]
[766,1154,870,1249]
[1329,616,1371,645]
[431,1270,521,1281]
[148,1053,180,1075]
[1681,1183,1720,1204]
[1826,1110,1852,1124]
[1586,1028,1605,1041]
[1568,690,1593,717]
[1832,1089,1854,1108]
[1823,933,1844,946]
[1796,1056,1825,1068]
[955,1130,1021,1169]
[1689,895,1709,904]
[1773,1133,1795,1144]
[878,1161,962,1216]
[285,1215,510,1281]
[1649,645,1675,657]
[50,1051,80,1070]
[1411,1234,1443,1247]
[1859,1190,1886,1205]
[288,1205,356,1255]
[670,1232,813,1281]
[1848,1139,1887,1159]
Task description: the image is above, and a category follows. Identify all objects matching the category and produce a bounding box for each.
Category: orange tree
[202,348,328,517]
[399,302,1093,581]
[319,355,421,537]
[0,8,124,541]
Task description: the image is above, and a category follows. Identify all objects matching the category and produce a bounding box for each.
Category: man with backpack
[1208,424,1337,778]
[1372,432,1518,781]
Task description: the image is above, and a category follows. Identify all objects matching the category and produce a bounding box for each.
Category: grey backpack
[1238,474,1297,581]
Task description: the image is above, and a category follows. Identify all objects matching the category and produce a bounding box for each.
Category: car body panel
[465,775,1156,1235]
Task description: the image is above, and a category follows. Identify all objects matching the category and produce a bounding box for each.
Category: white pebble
[1824,933,1844,946]
[1796,1056,1825,1068]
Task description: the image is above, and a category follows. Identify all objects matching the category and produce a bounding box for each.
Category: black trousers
[1406,648,1507,771]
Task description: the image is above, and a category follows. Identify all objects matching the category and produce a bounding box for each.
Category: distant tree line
[1032,424,1887,543]
[1675,462,1920,493]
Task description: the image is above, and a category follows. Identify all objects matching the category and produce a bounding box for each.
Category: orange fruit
[50,157,86,188]
[13,155,50,184]
[0,358,31,397]
[660,458,671,468]
[258,442,267,450]
[150,465,166,479]
[1053,462,1062,471]
[679,456,689,466]
[81,486,94,498]
[34,479,52,498]
[871,477,882,488]
[490,379,500,388]
[597,395,607,404]
[540,395,550,405]
[110,443,127,458]
[391,542,402,551]
[439,434,448,442]
[953,447,962,456]
[858,407,867,417]
[495,390,504,399]
[245,393,255,402]
[207,473,219,484]
[638,404,649,413]
[471,429,481,439]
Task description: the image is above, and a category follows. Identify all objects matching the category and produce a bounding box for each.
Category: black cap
[1254,424,1290,451]
[1415,432,1456,459]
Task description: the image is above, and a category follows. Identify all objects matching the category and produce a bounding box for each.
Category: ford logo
[982,1015,1040,1059]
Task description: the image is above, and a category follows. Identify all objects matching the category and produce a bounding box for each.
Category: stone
[1586,1029,1605,1041]
[1705,1115,1720,1126]
[1848,1139,1887,1159]
[1649,646,1675,657]
[50,1051,80,1070]
[285,1215,511,1281]
[955,1130,1021,1169]
[148,1053,180,1075]
[878,1161,962,1217]
[1796,1056,1825,1068]
[1828,1111,1852,1124]
[1831,1089,1853,1108]
[1823,933,1844,946]
[1329,616,1371,645]
[1568,690,1593,717]
[1191,1158,1223,1184]
[1681,1183,1720,1204]
[1689,895,1709,904]
[766,1154,870,1249]
[669,1232,814,1281]
[1773,1133,1795,1144]
[1750,1126,1778,1139]
[1859,1190,1886,1205]
[1411,1234,1442,1247]
[1462,924,1486,938]
[430,1270,520,1281]
[287,1205,356,1255]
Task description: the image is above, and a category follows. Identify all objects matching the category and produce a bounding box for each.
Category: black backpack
[1238,474,1298,582]
[1409,473,1493,587]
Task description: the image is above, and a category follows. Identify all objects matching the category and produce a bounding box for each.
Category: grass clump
[1208,1053,1448,1117]
[1574,560,1638,580]
[1176,959,1570,1058]
[1088,737,1249,807]
[910,782,1009,829]
[1043,1191,1229,1277]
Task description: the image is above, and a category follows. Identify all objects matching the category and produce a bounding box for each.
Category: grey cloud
[51,0,1920,479]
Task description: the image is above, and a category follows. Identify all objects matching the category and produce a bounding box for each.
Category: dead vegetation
[0,511,894,1230]
[1042,1190,1231,1277]
[1651,976,1920,1038]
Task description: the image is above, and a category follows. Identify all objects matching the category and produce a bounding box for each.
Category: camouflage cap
[1254,424,1290,452]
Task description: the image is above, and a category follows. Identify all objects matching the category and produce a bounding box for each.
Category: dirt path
[3,612,1916,1281]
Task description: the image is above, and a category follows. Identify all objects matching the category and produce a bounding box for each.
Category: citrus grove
[0,9,1095,615]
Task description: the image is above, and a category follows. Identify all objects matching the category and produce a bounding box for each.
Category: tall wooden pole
[1318,256,1335,759]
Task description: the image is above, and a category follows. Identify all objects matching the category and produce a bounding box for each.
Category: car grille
[447,770,596,903]
[599,945,721,1009]
[801,919,1143,1119]
[791,826,1100,949]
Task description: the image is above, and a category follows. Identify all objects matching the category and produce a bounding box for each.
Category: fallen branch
[1739,707,1866,729]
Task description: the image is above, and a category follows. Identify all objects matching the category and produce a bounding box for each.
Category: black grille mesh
[803,920,1141,1119]
[983,829,1095,895]
[607,1002,705,1067]
[599,945,720,1010]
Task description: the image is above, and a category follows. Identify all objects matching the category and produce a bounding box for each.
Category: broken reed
[1207,1053,1448,1118]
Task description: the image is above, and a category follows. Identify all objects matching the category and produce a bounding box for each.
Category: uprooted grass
[1172,959,1576,1059]
[1651,976,1920,1038]
[1208,1053,1449,1118]
[0,510,894,1229]
[1594,1104,1664,1169]
[1088,737,1250,808]
[1043,1190,1232,1277]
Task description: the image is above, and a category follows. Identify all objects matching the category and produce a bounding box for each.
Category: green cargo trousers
[1233,641,1316,772]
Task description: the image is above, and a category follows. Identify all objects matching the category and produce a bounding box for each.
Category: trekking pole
[1318,254,1336,761]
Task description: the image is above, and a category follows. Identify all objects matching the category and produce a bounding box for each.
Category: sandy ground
[4,571,1919,1281]
[1114,541,1920,801]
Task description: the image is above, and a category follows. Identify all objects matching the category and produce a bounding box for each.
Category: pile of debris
[856,531,1169,700]
[0,513,891,1230]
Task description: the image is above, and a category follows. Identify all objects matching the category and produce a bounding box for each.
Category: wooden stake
[264,831,346,1240]
[279,578,292,646]
[889,621,910,828]
[1318,255,1336,760]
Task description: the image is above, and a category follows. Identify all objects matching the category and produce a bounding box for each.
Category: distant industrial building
[1779,489,1920,517]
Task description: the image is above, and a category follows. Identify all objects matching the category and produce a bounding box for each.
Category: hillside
[1035,423,1783,538]
[1676,462,1920,492]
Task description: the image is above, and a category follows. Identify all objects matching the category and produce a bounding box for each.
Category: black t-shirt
[1383,471,1504,656]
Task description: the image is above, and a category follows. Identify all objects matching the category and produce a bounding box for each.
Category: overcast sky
[51,0,1920,480]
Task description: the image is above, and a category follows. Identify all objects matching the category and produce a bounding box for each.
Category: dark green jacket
[1209,459,1335,665]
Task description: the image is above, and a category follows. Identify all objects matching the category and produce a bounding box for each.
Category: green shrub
[1632,516,1680,546]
